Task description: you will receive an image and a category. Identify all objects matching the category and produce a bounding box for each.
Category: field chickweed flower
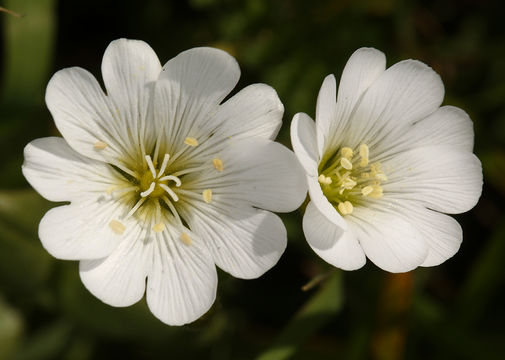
[291,48,482,273]
[23,39,307,325]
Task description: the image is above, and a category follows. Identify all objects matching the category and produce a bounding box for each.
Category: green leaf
[457,218,505,326]
[2,0,56,106]
[256,271,343,360]
[58,265,180,343]
[0,190,53,295]
[0,189,53,234]
[12,321,71,360]
[0,296,24,360]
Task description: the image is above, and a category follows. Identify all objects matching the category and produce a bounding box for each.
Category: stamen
[342,177,357,189]
[109,220,125,235]
[359,144,369,167]
[157,153,170,178]
[361,185,373,196]
[337,201,353,216]
[110,161,139,180]
[340,157,353,170]
[202,189,212,203]
[159,183,179,202]
[94,141,108,150]
[212,158,224,172]
[171,164,208,177]
[109,185,139,197]
[368,185,384,199]
[184,137,199,147]
[180,232,192,246]
[145,155,157,178]
[126,197,147,218]
[140,182,155,197]
[153,223,165,233]
[375,173,388,182]
[318,174,332,185]
[341,147,353,159]
[154,199,162,222]
[158,175,182,187]
[319,144,387,211]
[370,163,382,177]
[161,195,183,225]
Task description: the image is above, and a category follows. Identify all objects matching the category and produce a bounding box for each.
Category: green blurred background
[1,0,504,359]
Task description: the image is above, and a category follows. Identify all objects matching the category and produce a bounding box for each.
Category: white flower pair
[22,39,482,325]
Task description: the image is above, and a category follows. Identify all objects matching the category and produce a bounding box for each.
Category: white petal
[376,106,475,160]
[383,145,483,214]
[307,177,348,230]
[154,47,240,154]
[405,205,463,267]
[345,59,444,149]
[350,206,428,273]
[315,74,338,157]
[317,48,386,155]
[180,203,286,279]
[22,137,119,202]
[39,199,125,260]
[101,39,162,154]
[212,84,284,140]
[146,226,217,326]
[291,112,319,176]
[191,139,307,213]
[303,201,365,270]
[79,219,153,307]
[410,106,474,151]
[45,67,135,164]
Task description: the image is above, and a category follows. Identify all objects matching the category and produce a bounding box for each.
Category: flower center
[103,137,225,238]
[318,144,387,216]
[139,153,181,201]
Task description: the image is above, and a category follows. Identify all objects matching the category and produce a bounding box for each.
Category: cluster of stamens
[95,137,224,244]
[318,144,387,216]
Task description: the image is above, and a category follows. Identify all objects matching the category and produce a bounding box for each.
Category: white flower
[291,48,483,273]
[22,39,307,325]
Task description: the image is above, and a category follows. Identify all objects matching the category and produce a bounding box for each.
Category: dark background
[1,0,504,359]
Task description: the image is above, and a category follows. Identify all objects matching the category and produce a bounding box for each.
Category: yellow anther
[359,144,369,158]
[342,178,357,189]
[368,185,384,199]
[337,201,354,216]
[202,189,213,203]
[340,157,353,170]
[184,137,199,147]
[341,147,354,159]
[375,173,388,182]
[361,172,370,179]
[370,162,382,176]
[180,232,192,246]
[153,223,165,233]
[212,158,224,172]
[94,141,108,150]
[109,220,125,235]
[318,174,332,185]
[359,144,369,167]
[361,185,374,196]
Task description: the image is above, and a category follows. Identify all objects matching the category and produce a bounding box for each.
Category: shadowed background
[0,0,504,359]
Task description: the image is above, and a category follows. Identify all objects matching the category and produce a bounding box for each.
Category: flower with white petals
[291,48,482,273]
[23,39,307,325]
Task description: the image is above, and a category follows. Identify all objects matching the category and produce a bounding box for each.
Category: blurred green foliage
[0,0,504,359]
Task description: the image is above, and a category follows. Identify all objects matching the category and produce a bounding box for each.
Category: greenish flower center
[318,144,387,216]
